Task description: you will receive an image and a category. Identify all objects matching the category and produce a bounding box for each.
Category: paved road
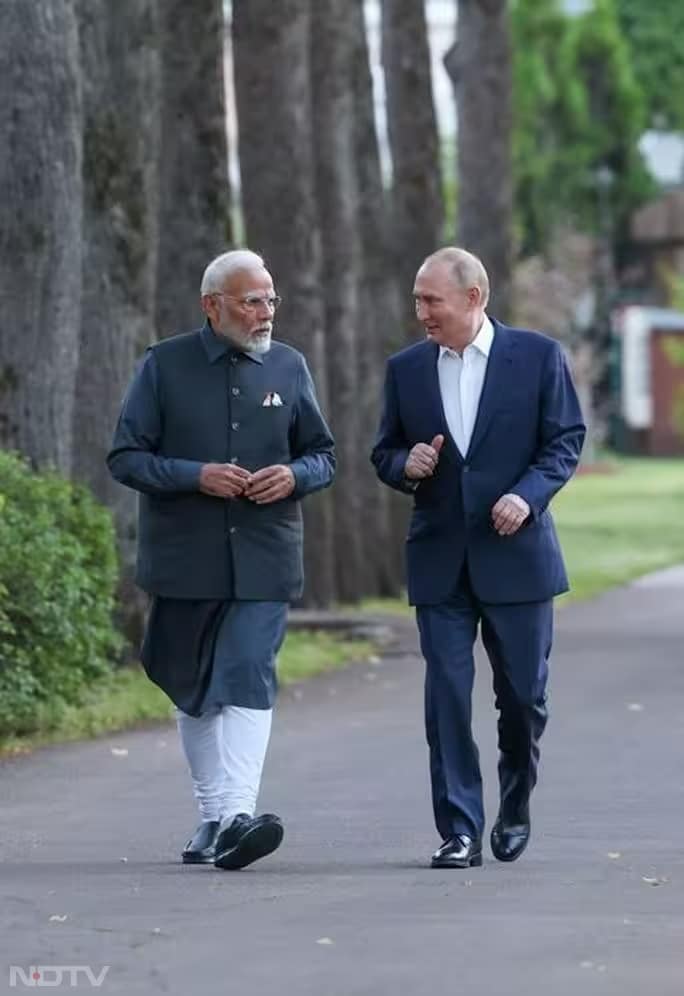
[1,568,682,995]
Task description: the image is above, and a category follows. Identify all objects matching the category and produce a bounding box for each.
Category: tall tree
[511,0,571,256]
[310,0,366,602]
[511,0,651,257]
[563,0,650,239]
[0,0,82,473]
[232,0,336,606]
[616,0,684,132]
[156,0,232,337]
[445,0,513,318]
[382,0,444,340]
[72,0,161,644]
[351,0,404,596]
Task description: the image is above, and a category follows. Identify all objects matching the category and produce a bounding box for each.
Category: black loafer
[214,813,284,871]
[430,834,483,869]
[490,819,530,862]
[181,820,221,864]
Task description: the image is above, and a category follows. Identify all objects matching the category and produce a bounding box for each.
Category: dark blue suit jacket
[371,320,586,605]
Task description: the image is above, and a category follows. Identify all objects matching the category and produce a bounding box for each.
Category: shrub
[0,451,121,735]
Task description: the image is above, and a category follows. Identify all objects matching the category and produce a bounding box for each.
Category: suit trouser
[416,566,552,841]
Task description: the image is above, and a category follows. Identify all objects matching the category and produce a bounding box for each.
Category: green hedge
[0,451,121,736]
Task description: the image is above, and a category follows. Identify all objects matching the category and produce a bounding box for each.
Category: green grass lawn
[554,456,684,602]
[361,455,684,613]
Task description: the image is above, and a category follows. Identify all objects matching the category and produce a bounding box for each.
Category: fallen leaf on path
[111,747,129,757]
[316,937,334,946]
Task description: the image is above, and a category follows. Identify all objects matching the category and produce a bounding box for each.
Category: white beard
[220,325,272,354]
[247,331,272,354]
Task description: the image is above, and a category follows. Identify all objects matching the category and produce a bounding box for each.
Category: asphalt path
[1,567,682,995]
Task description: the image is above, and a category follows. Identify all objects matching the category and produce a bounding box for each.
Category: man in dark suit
[108,250,334,870]
[371,247,585,869]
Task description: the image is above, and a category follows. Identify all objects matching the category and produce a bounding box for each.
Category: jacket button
[231,421,239,430]
[463,465,470,473]
[229,526,237,534]
[230,457,239,464]
[232,387,240,396]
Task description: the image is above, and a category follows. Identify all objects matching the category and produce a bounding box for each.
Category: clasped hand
[199,463,295,504]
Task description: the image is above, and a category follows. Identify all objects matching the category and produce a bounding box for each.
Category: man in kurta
[108,249,335,870]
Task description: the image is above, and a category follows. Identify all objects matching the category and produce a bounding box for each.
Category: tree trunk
[156,0,232,338]
[0,0,82,474]
[445,0,513,318]
[73,0,161,649]
[311,0,366,603]
[351,0,404,597]
[382,0,444,342]
[232,0,336,607]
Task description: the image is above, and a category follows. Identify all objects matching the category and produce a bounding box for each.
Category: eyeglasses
[212,292,282,312]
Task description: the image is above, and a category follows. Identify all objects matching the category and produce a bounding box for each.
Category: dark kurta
[141,598,288,715]
[107,323,335,714]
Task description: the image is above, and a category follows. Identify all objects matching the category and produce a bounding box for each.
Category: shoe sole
[182,850,216,865]
[430,853,483,869]
[214,820,284,871]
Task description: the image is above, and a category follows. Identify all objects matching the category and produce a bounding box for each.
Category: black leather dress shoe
[181,820,221,864]
[214,813,284,870]
[430,834,483,869]
[490,819,530,862]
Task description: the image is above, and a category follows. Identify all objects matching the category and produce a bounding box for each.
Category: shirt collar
[200,321,265,364]
[439,314,494,360]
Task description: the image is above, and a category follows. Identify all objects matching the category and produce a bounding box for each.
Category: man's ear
[200,294,215,320]
[466,286,481,308]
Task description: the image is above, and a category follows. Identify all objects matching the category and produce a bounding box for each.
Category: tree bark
[73,0,161,648]
[311,0,366,603]
[156,0,232,337]
[0,0,82,474]
[232,0,336,606]
[382,0,444,341]
[445,0,513,318]
[351,0,404,597]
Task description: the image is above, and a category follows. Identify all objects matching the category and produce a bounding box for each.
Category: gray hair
[200,249,266,295]
[423,247,490,307]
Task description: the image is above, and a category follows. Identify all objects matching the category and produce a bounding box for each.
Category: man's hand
[244,464,296,505]
[491,493,531,536]
[405,434,445,480]
[199,462,251,498]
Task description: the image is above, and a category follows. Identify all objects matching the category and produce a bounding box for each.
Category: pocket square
[262,392,284,407]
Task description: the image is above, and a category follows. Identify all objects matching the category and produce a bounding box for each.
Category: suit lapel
[417,339,453,451]
[466,322,515,459]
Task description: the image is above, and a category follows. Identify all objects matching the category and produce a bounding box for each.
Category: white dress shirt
[437,315,494,457]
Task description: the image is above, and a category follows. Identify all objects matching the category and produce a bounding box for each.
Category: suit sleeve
[511,342,586,518]
[288,357,336,499]
[370,361,418,495]
[106,350,204,496]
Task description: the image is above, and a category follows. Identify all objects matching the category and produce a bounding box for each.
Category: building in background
[613,306,684,455]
